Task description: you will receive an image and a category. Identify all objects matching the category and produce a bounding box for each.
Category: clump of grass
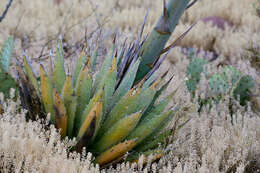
[1,92,259,172]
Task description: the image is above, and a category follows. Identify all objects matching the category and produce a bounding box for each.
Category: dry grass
[0,0,260,172]
[0,90,259,173]
[1,0,260,60]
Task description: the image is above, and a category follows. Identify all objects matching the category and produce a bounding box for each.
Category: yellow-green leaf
[103,57,117,115]
[111,58,141,106]
[95,139,137,166]
[53,87,67,138]
[126,110,173,144]
[77,102,102,141]
[67,95,77,138]
[61,76,76,137]
[53,40,66,93]
[23,55,40,96]
[103,83,157,132]
[100,88,141,135]
[40,65,54,122]
[73,50,87,85]
[75,64,92,120]
[93,45,115,94]
[74,88,103,133]
[95,111,141,152]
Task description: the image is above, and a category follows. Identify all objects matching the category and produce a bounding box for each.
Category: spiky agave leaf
[62,75,77,137]
[76,101,102,150]
[74,61,93,120]
[16,61,43,120]
[23,54,40,96]
[94,111,142,153]
[40,64,54,122]
[53,87,67,137]
[53,39,66,93]
[94,139,138,166]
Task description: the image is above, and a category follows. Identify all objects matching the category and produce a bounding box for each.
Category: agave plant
[17,38,176,166]
[16,0,196,167]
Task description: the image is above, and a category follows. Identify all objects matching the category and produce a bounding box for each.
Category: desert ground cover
[0,0,260,172]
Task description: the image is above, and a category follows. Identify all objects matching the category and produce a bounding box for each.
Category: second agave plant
[16,38,176,166]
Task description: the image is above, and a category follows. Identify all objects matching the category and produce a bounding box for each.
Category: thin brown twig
[186,0,198,10]
[0,0,13,23]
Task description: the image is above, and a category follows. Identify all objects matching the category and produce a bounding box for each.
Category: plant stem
[136,0,190,81]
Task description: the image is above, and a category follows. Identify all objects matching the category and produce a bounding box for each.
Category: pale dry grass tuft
[1,90,259,172]
[0,92,100,173]
[163,101,260,173]
[1,0,260,62]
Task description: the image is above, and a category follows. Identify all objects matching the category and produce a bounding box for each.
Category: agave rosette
[16,37,176,166]
[15,0,196,166]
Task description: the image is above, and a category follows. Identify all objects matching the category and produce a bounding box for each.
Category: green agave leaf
[15,64,43,120]
[90,58,117,141]
[76,103,100,151]
[111,58,141,107]
[103,58,117,116]
[151,106,179,134]
[134,102,178,152]
[67,95,77,138]
[75,64,93,121]
[0,37,14,73]
[62,76,77,138]
[101,83,157,136]
[23,55,40,96]
[77,102,102,143]
[90,46,98,72]
[134,129,172,152]
[136,107,178,150]
[141,92,173,121]
[62,76,73,107]
[93,44,115,94]
[94,111,141,152]
[142,71,158,90]
[98,88,141,137]
[116,44,125,67]
[53,87,67,138]
[126,109,173,144]
[95,57,117,95]
[40,65,54,122]
[53,39,66,93]
[144,76,173,115]
[75,88,103,134]
[73,52,88,86]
